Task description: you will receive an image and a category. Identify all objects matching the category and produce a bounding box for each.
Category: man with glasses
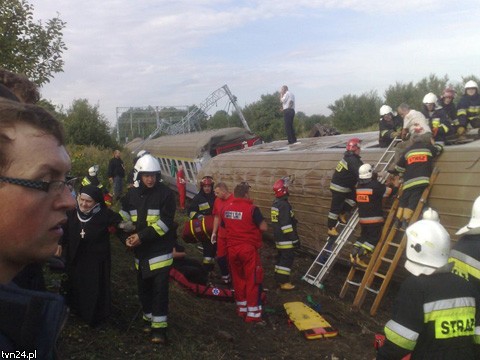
[0,98,76,355]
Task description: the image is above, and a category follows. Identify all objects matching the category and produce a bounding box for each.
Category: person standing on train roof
[421,92,451,146]
[327,138,363,237]
[188,176,217,274]
[176,164,186,211]
[280,85,299,145]
[439,87,457,125]
[456,80,480,141]
[211,182,234,284]
[378,105,403,148]
[271,177,299,290]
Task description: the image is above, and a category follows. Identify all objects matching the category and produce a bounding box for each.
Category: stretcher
[181,215,214,243]
[284,301,338,339]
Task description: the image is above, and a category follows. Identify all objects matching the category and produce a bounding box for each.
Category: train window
[184,161,195,182]
[160,158,168,173]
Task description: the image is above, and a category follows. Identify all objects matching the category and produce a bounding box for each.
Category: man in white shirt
[280,85,298,145]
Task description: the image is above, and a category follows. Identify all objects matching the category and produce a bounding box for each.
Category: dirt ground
[54,211,398,360]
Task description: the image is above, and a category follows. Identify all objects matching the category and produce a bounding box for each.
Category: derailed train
[197,131,480,254]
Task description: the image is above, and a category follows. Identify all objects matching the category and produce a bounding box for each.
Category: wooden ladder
[351,167,439,316]
[339,186,403,299]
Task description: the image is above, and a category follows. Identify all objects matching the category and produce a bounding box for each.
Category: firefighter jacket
[395,140,440,191]
[377,265,480,359]
[0,283,67,357]
[188,189,216,219]
[330,151,363,193]
[379,115,403,148]
[356,179,395,225]
[439,99,457,124]
[422,106,451,142]
[119,182,176,278]
[222,197,263,249]
[449,234,480,297]
[457,93,480,128]
[271,196,299,249]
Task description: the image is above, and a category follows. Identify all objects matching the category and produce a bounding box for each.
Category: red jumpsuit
[176,168,186,210]
[222,198,264,322]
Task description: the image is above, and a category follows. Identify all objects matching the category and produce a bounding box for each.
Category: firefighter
[221,182,268,323]
[456,80,480,140]
[439,87,457,125]
[327,138,363,236]
[393,135,441,230]
[271,177,299,290]
[377,220,480,359]
[211,182,233,284]
[81,165,112,206]
[119,154,176,345]
[351,164,398,268]
[421,92,451,145]
[379,105,403,148]
[449,195,480,297]
[188,176,217,274]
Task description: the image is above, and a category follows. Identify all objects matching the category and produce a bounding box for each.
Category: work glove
[119,221,136,232]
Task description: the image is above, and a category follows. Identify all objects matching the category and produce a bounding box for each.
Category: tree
[64,99,118,149]
[328,91,382,132]
[0,0,67,86]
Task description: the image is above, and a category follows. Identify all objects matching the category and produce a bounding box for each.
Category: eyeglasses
[0,176,76,194]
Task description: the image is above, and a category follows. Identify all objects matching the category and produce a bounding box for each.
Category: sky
[30,0,480,127]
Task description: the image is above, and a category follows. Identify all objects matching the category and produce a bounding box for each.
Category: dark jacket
[449,234,480,298]
[395,140,440,191]
[330,151,363,193]
[188,190,216,219]
[356,179,395,224]
[107,157,125,178]
[379,115,403,148]
[422,106,451,143]
[0,283,67,357]
[377,267,480,359]
[119,182,176,278]
[457,93,480,128]
[271,196,299,249]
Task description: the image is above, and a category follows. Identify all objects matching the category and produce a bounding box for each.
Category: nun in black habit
[59,185,122,326]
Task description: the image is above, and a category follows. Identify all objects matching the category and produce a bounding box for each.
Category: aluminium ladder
[302,138,402,288]
[351,168,439,316]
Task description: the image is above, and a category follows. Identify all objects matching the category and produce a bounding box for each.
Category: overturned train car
[198,132,480,254]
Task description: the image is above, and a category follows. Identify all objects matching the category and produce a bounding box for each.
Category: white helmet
[422,93,438,104]
[456,196,480,235]
[422,208,439,222]
[88,165,99,177]
[379,105,393,117]
[405,220,451,276]
[137,149,149,158]
[133,154,161,187]
[465,80,478,90]
[359,164,373,180]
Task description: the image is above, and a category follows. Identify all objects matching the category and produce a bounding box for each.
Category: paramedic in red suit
[221,182,268,323]
[211,182,234,284]
[176,164,186,210]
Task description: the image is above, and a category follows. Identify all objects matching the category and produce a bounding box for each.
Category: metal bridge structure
[116,85,250,151]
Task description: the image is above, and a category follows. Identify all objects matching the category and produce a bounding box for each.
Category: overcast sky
[31,0,480,126]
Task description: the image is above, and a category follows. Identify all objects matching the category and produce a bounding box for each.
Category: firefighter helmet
[422,92,438,104]
[379,105,393,117]
[133,154,161,187]
[456,196,480,235]
[422,208,439,222]
[346,138,361,152]
[358,164,373,180]
[136,149,149,158]
[465,80,478,90]
[273,178,288,197]
[200,176,214,186]
[405,220,451,276]
[88,165,99,177]
[441,87,456,99]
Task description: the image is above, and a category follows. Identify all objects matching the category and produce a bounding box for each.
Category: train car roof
[125,127,257,160]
